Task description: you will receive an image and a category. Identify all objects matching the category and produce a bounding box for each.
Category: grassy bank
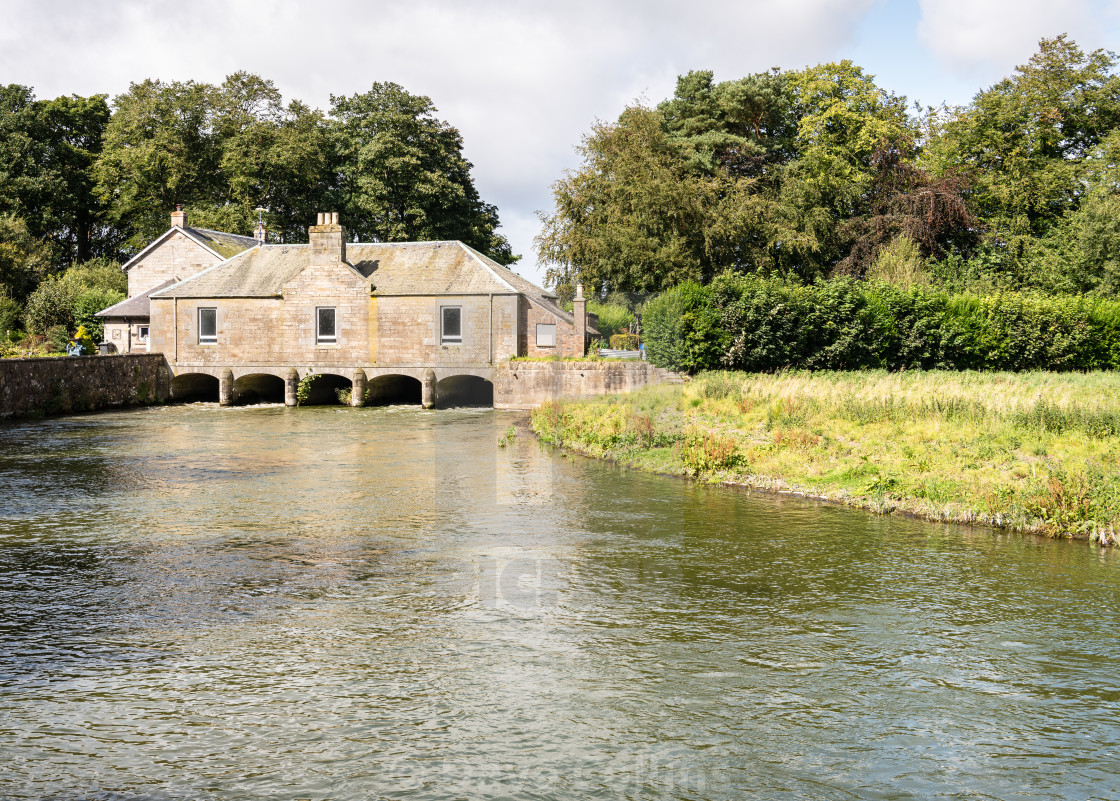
[530,371,1120,544]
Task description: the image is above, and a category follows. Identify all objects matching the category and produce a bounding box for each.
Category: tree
[0,85,113,268]
[0,214,51,303]
[94,79,222,249]
[924,36,1120,270]
[330,82,515,263]
[536,105,711,293]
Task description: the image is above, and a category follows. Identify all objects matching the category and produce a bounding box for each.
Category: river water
[1,404,1118,800]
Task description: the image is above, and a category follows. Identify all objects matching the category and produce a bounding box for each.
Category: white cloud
[0,0,882,284]
[917,0,1120,82]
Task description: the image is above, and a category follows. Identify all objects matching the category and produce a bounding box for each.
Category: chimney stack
[256,221,267,245]
[573,282,587,356]
[309,211,345,265]
[171,204,187,229]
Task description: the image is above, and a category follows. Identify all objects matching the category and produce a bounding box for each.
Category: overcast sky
[3,0,1119,285]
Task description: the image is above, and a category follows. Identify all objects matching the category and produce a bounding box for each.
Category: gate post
[352,369,367,407]
[422,368,437,409]
[285,368,299,407]
[219,368,234,406]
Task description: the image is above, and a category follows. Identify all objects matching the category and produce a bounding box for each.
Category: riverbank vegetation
[530,371,1120,544]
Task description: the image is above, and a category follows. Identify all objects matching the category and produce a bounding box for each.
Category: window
[198,308,216,343]
[317,307,337,344]
[441,306,462,344]
[536,323,556,347]
[138,325,149,341]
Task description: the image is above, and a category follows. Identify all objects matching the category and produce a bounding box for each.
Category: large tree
[330,82,515,263]
[924,36,1120,271]
[0,85,112,268]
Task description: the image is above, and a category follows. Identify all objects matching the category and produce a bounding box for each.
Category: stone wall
[492,360,679,410]
[0,354,170,420]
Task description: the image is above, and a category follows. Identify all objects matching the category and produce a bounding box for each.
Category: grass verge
[530,370,1120,545]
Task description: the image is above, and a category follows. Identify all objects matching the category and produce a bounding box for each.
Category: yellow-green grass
[530,370,1120,544]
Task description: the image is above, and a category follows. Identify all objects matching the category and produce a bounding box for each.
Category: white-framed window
[198,307,217,343]
[317,307,337,344]
[138,325,149,341]
[536,323,556,347]
[441,305,462,344]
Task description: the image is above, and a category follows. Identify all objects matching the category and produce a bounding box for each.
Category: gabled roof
[149,238,595,332]
[120,226,258,271]
[95,277,178,319]
[154,241,551,302]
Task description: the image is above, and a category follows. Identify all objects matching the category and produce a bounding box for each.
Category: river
[1,404,1118,800]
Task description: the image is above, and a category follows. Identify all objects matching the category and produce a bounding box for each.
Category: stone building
[146,212,597,407]
[96,206,259,352]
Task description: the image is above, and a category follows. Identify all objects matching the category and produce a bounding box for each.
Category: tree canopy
[537,36,1120,297]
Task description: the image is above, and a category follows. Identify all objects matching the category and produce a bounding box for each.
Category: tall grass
[531,370,1120,544]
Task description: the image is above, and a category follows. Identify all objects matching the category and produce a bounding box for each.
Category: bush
[45,325,69,353]
[588,299,635,338]
[0,286,21,336]
[74,288,124,342]
[609,333,639,350]
[24,275,78,334]
[641,272,1120,373]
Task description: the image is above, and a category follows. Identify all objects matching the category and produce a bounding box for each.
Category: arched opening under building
[232,373,285,405]
[365,374,422,406]
[169,372,220,403]
[300,373,353,405]
[436,375,494,408]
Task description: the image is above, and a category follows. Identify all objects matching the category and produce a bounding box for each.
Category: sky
[2,0,1119,286]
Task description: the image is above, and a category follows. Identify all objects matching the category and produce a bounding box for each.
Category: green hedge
[642,274,1120,373]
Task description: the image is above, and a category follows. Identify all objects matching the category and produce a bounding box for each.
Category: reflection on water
[1,404,1119,800]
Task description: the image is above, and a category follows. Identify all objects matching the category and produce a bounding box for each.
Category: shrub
[609,333,639,350]
[74,288,124,342]
[588,299,635,339]
[0,286,21,336]
[45,325,69,353]
[642,272,1120,373]
[25,276,78,334]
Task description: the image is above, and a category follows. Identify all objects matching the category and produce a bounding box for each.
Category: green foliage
[587,298,634,338]
[0,285,21,334]
[0,214,52,303]
[642,273,1120,373]
[609,333,639,350]
[641,281,729,372]
[24,274,78,333]
[296,374,316,406]
[331,82,516,263]
[45,325,68,353]
[74,287,124,341]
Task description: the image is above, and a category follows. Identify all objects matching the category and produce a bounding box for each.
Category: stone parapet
[492,360,678,410]
[0,353,170,420]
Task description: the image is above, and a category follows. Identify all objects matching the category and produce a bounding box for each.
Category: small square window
[198,308,216,343]
[317,307,337,343]
[441,306,462,344]
[536,323,556,347]
[138,325,149,341]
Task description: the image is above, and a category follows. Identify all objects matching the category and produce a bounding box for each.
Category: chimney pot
[331,211,339,225]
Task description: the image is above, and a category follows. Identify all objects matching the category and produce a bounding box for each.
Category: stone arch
[436,374,494,408]
[170,372,220,403]
[365,374,423,406]
[232,373,286,405]
[300,372,353,406]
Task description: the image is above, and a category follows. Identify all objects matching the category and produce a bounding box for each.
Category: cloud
[917,0,1120,80]
[0,0,881,283]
